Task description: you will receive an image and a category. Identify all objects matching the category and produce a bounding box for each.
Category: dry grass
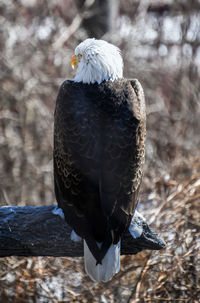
[0,0,200,302]
[0,156,199,302]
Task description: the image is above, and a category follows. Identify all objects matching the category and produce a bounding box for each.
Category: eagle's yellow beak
[71,55,80,69]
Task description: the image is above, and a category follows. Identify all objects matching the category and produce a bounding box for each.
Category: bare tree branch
[0,205,165,257]
[53,14,83,50]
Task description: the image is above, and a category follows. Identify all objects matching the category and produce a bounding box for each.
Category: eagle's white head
[71,38,123,84]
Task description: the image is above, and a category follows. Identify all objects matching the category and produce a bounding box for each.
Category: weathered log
[0,205,165,257]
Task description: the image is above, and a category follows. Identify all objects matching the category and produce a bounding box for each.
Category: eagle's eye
[77,53,82,60]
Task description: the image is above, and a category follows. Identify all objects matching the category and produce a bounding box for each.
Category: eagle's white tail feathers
[84,240,120,282]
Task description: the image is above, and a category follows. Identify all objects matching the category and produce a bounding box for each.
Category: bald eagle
[54,38,146,282]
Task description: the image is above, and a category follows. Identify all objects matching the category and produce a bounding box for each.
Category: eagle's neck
[73,53,123,84]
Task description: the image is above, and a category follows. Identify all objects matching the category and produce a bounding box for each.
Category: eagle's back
[54,79,146,262]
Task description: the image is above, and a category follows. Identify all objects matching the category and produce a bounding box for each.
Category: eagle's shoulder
[56,79,75,98]
[102,78,146,122]
[55,80,70,109]
[129,79,146,119]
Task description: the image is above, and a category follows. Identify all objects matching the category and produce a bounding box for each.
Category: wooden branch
[0,205,165,257]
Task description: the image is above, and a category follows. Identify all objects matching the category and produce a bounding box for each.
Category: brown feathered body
[54,79,146,264]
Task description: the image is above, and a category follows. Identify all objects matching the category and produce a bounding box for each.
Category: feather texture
[54,78,146,279]
[73,38,123,84]
[84,240,120,282]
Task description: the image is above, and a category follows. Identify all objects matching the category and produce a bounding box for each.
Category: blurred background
[0,0,199,302]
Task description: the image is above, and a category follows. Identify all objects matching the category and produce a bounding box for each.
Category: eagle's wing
[54,80,95,211]
[54,80,107,260]
[54,79,146,260]
[99,79,146,243]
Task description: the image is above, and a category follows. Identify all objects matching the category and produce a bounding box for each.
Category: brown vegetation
[0,0,199,302]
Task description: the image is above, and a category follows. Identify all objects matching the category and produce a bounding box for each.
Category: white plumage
[84,240,120,282]
[73,38,123,84]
